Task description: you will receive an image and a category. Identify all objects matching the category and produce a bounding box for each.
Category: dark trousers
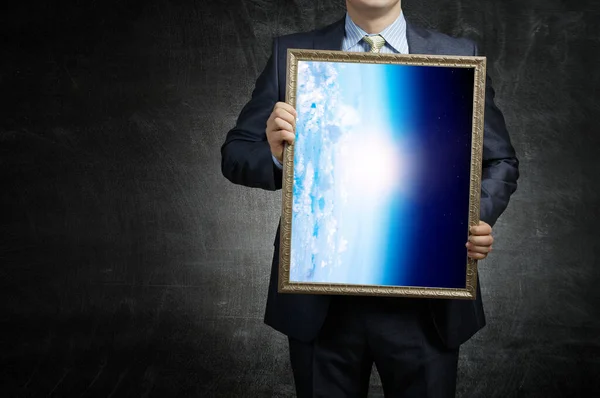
[288,296,459,398]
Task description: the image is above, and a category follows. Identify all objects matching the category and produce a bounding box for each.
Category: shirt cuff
[272,154,283,170]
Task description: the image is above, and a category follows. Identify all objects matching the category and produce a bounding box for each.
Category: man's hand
[466,221,493,260]
[266,102,297,163]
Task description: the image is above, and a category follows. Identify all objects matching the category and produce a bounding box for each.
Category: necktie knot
[363,34,386,53]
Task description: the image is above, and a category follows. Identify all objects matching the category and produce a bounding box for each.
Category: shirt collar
[344,11,407,53]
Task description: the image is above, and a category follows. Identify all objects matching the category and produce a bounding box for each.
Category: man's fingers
[466,221,493,259]
[270,103,297,127]
[267,102,297,147]
[470,221,492,235]
[272,109,296,128]
[279,130,295,145]
[267,103,297,161]
[467,251,487,260]
[465,242,493,254]
[468,235,494,246]
[274,117,293,132]
[269,129,295,145]
[274,102,297,117]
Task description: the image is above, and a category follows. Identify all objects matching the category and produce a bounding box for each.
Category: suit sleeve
[473,42,520,226]
[220,38,283,191]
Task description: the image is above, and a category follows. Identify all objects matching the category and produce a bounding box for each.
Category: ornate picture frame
[279,49,486,300]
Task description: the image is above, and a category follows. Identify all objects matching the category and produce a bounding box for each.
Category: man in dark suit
[221,0,519,396]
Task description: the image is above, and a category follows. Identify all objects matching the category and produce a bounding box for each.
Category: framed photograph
[278,49,486,300]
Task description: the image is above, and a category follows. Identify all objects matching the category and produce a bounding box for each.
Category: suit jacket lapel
[313,18,345,50]
[406,20,438,55]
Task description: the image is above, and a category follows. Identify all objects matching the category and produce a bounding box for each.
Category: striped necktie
[362,35,386,53]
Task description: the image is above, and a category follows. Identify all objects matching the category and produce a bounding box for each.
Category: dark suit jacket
[221,17,519,349]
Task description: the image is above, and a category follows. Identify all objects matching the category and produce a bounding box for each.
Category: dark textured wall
[1,0,599,396]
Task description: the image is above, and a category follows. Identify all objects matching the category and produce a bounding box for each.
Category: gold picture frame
[279,49,486,300]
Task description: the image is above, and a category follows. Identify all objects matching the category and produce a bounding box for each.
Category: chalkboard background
[1,0,599,396]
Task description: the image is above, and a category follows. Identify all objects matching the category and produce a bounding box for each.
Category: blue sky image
[289,60,474,289]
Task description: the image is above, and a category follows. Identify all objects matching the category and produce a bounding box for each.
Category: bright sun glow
[337,131,405,201]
